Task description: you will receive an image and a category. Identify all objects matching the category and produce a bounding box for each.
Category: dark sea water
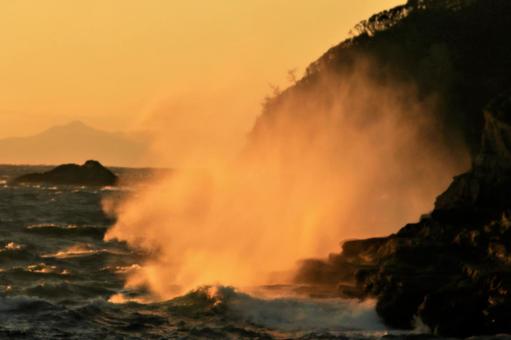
[0,165,489,340]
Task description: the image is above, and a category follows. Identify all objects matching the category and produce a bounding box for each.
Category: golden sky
[0,0,402,163]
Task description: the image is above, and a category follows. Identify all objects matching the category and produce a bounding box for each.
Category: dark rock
[434,91,511,222]
[376,286,424,329]
[11,160,118,186]
[417,284,487,337]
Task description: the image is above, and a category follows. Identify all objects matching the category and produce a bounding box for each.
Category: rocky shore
[296,92,511,337]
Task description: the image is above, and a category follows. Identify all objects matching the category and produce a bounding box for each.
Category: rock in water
[295,91,511,337]
[12,160,118,186]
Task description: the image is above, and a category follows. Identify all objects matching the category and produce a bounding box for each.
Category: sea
[0,165,473,339]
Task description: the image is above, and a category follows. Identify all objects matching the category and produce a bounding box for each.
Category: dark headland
[247,0,511,337]
[296,93,511,337]
[12,160,118,186]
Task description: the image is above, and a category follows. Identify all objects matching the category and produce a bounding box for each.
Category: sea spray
[105,61,468,299]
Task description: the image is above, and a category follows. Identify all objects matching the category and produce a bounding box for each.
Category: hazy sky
[0,0,402,162]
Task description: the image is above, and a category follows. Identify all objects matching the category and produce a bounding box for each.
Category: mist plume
[104,60,468,300]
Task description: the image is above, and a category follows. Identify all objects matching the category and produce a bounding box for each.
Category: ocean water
[0,165,425,339]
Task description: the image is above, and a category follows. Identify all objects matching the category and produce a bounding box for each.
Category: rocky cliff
[295,93,511,337]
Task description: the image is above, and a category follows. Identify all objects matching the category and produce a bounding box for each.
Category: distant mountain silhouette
[0,121,149,166]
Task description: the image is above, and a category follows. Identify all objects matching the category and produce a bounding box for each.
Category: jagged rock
[12,160,118,186]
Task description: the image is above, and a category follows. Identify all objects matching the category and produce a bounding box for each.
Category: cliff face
[295,93,511,337]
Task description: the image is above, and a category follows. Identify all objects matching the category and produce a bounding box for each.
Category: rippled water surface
[0,165,433,339]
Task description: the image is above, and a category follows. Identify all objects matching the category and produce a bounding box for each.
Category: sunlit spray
[104,60,468,300]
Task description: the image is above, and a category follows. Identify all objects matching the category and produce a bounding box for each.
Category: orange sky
[0,0,402,162]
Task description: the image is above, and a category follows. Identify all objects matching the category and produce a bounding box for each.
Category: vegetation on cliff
[252,0,511,156]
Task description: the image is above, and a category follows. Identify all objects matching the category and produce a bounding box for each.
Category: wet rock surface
[296,93,511,337]
[12,160,118,186]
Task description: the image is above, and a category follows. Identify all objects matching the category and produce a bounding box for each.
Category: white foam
[1,242,23,251]
[206,286,385,332]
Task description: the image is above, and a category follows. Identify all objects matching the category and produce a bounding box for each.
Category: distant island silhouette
[11,160,118,186]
